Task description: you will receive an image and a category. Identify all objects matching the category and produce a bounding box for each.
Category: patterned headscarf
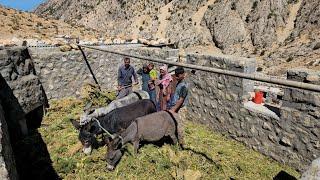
[159,65,172,89]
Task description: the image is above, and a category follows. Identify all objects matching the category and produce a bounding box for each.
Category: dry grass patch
[40,97,300,179]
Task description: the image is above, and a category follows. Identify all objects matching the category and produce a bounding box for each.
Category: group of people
[117,57,188,113]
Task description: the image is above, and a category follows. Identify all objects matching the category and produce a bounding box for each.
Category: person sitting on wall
[169,67,188,113]
[117,57,138,99]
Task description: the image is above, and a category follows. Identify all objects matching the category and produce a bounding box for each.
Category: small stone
[47,63,54,69]
[240,122,245,129]
[217,83,224,90]
[216,115,225,123]
[303,117,314,128]
[268,134,277,143]
[49,84,54,90]
[311,129,320,137]
[228,112,237,119]
[313,42,320,50]
[225,93,232,101]
[42,69,50,75]
[59,45,72,52]
[250,126,257,135]
[204,98,211,106]
[295,126,308,135]
[245,117,252,122]
[312,141,320,149]
[306,74,319,82]
[210,102,216,109]
[301,136,309,144]
[69,44,79,50]
[262,122,272,131]
[131,39,138,43]
[280,137,292,147]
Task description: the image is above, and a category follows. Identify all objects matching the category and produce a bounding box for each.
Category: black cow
[71,99,156,155]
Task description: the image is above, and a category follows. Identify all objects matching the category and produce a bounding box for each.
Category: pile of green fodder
[79,83,116,109]
[40,92,300,179]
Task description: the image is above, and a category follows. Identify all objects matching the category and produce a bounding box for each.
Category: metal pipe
[78,45,320,93]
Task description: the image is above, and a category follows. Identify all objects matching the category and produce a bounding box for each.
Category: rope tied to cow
[93,118,124,144]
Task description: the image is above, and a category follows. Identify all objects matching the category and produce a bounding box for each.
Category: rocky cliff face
[35,0,320,75]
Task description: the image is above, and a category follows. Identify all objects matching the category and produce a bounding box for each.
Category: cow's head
[105,135,123,171]
[71,119,101,155]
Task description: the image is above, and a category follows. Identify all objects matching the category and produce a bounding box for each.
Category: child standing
[148,63,157,105]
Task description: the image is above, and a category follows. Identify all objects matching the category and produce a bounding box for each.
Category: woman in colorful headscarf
[156,65,173,110]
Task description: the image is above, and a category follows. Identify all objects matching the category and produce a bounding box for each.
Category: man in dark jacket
[117,57,138,99]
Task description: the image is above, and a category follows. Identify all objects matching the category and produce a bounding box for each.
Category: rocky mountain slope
[32,0,320,74]
[0,5,101,46]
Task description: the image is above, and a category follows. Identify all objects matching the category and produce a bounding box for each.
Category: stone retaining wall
[0,47,51,179]
[0,47,47,114]
[0,101,18,180]
[186,53,319,172]
[1,46,318,175]
[29,46,179,99]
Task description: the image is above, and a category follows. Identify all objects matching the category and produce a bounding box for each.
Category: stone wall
[3,45,318,174]
[0,101,18,180]
[0,47,47,114]
[186,53,319,172]
[29,46,178,99]
[0,47,55,179]
[280,68,320,169]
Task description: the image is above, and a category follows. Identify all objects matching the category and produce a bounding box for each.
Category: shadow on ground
[0,74,59,179]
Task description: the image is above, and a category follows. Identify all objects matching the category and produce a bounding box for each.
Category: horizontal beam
[78,45,320,93]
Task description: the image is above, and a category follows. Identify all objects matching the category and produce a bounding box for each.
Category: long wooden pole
[78,45,320,93]
[78,45,101,90]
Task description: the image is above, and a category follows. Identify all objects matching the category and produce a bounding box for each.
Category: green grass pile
[80,83,116,108]
[39,98,300,179]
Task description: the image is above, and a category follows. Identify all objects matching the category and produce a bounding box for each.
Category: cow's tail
[164,110,184,149]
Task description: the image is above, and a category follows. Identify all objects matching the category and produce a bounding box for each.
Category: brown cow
[105,110,184,170]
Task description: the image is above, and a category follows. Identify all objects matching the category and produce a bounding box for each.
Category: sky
[0,0,45,12]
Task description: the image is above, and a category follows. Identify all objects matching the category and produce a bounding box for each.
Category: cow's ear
[105,137,112,146]
[70,119,81,130]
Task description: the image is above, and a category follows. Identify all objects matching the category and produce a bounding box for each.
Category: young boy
[169,67,188,113]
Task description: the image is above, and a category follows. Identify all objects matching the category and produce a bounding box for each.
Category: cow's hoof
[106,164,115,171]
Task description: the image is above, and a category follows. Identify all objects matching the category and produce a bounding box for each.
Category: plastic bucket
[253,91,264,104]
